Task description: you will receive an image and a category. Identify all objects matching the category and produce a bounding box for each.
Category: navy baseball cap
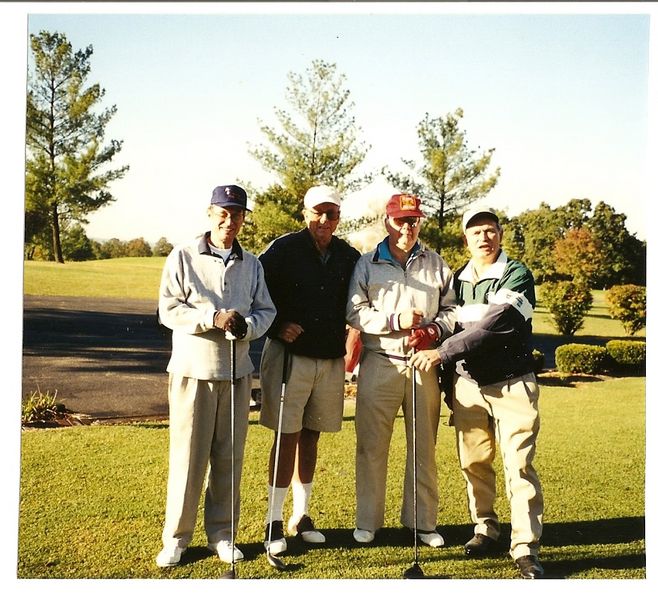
[210,185,250,211]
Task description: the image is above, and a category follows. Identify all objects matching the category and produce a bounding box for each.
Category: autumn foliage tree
[553,227,605,287]
[508,199,645,286]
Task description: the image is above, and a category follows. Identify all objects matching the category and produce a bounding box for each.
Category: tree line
[24,227,175,262]
[24,30,645,293]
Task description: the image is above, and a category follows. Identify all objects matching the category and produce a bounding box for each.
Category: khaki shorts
[259,338,345,433]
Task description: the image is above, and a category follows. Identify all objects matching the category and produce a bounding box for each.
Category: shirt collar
[459,250,508,284]
[198,233,244,260]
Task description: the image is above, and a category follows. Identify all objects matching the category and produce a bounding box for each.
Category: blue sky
[4,4,651,246]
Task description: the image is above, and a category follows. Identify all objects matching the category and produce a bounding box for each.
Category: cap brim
[463,211,498,232]
[221,202,251,211]
[388,209,425,218]
[305,199,341,209]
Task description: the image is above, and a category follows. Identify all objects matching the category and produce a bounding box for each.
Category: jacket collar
[373,237,423,265]
[459,250,508,284]
[198,233,244,260]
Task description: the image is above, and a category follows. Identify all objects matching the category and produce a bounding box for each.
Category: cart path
[22,295,263,419]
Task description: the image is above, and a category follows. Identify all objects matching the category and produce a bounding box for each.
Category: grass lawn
[23,257,166,299]
[18,257,647,584]
[18,376,645,580]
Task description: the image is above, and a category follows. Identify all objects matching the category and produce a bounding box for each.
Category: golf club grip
[282,345,290,385]
[232,339,237,383]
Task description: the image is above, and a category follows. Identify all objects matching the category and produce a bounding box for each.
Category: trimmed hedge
[606,340,646,372]
[555,343,609,375]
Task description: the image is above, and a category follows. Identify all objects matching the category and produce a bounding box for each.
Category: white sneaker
[418,530,445,548]
[265,537,287,556]
[288,514,326,544]
[208,540,244,564]
[353,528,375,543]
[156,544,185,567]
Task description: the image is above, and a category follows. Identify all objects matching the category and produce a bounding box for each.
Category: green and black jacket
[437,250,536,386]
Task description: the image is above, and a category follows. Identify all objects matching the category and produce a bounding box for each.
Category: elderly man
[346,193,456,546]
[410,207,544,579]
[258,184,360,555]
[156,185,276,567]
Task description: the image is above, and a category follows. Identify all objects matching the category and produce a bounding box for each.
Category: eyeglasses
[211,208,245,222]
[308,208,341,222]
[391,216,421,228]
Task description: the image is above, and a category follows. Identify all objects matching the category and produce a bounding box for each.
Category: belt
[378,352,410,363]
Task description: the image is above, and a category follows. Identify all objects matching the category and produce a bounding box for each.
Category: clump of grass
[21,389,63,424]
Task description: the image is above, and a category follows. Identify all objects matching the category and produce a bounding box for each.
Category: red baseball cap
[386,194,425,218]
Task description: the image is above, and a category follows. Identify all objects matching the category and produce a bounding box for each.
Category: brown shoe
[464,533,497,556]
[515,555,544,579]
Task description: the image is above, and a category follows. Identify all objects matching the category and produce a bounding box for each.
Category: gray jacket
[158,234,276,380]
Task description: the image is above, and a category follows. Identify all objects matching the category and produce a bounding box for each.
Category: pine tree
[26,30,128,262]
[384,108,499,236]
[244,59,369,251]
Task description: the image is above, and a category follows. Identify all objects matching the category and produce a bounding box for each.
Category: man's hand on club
[214,310,248,339]
[408,349,442,372]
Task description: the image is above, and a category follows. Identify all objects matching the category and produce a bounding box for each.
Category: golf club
[403,350,425,579]
[265,343,290,571]
[219,333,238,579]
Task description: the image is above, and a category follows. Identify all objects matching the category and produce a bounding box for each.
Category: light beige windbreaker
[347,239,457,359]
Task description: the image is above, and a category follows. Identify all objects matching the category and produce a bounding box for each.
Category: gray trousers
[161,372,252,548]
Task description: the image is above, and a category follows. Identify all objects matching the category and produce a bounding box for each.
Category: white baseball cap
[303,185,342,209]
[461,207,499,233]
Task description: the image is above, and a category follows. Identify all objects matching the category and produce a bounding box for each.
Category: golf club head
[266,550,288,571]
[219,567,236,579]
[403,563,425,579]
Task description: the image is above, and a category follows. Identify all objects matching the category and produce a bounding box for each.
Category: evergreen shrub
[540,281,593,336]
[605,285,646,335]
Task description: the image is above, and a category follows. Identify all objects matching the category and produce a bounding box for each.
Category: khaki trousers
[161,372,252,548]
[355,350,441,532]
[453,373,543,559]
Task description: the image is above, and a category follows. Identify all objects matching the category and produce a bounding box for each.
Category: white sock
[267,485,289,524]
[291,481,313,522]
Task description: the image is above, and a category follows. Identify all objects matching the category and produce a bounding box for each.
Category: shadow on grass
[268,516,644,552]
[538,374,610,388]
[287,516,643,579]
[172,517,644,578]
[178,542,307,572]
